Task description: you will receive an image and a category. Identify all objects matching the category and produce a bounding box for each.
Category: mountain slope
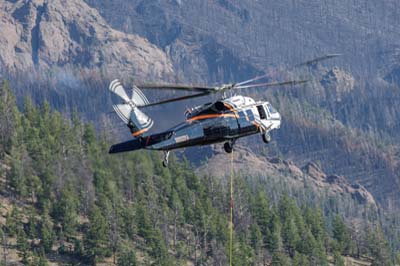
[197,146,377,214]
[0,82,388,265]
[0,0,173,79]
[81,0,400,212]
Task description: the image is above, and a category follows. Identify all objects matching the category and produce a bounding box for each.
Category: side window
[246,110,254,121]
[256,105,267,119]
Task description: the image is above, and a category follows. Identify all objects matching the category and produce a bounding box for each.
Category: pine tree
[169,189,184,250]
[40,214,54,253]
[365,226,392,266]
[249,223,262,253]
[252,191,271,246]
[117,249,137,266]
[232,240,254,266]
[292,252,309,266]
[333,251,345,266]
[0,80,19,158]
[51,188,78,236]
[332,215,351,254]
[84,206,109,265]
[5,207,19,237]
[136,204,153,240]
[16,227,30,265]
[271,251,291,266]
[268,209,283,252]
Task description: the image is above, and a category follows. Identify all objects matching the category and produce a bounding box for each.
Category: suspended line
[229,149,234,266]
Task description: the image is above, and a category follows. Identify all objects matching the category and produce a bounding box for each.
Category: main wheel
[262,132,271,144]
[224,142,233,153]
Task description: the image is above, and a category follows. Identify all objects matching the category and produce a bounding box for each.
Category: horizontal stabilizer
[109,139,143,154]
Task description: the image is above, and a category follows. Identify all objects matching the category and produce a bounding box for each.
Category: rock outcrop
[197,146,377,208]
[0,0,173,80]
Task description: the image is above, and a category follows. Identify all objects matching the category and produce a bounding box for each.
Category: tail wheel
[224,142,233,153]
[162,151,170,167]
[162,160,168,168]
[262,132,271,144]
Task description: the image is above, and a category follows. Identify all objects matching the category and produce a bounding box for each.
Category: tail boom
[109,138,143,154]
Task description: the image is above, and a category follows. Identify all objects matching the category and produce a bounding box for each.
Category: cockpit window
[267,103,277,114]
[256,105,267,119]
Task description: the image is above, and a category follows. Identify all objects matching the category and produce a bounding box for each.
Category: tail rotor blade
[109,79,131,103]
[112,104,131,124]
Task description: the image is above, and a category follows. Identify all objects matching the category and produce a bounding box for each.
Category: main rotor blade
[140,92,211,108]
[294,53,341,67]
[236,54,341,87]
[138,83,214,92]
[235,73,270,87]
[236,79,308,89]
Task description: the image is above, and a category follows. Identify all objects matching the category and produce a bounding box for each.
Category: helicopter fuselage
[109,95,281,154]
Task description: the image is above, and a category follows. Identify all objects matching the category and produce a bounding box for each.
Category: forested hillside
[0,80,395,264]
[2,0,400,216]
[1,0,400,265]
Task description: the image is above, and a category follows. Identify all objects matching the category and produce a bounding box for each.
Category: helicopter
[108,54,339,167]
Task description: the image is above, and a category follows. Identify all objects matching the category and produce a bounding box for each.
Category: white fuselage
[222,95,281,133]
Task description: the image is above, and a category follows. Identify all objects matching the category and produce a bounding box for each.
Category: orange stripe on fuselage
[132,127,150,137]
[252,121,261,131]
[223,103,239,118]
[187,113,237,122]
[224,103,234,111]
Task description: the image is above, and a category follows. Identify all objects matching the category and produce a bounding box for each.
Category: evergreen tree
[271,251,291,266]
[252,191,271,247]
[117,249,137,266]
[332,215,351,254]
[40,214,54,253]
[333,251,345,266]
[268,209,283,252]
[136,204,153,241]
[292,252,309,266]
[249,223,262,253]
[366,226,392,266]
[84,206,109,265]
[232,240,254,266]
[5,207,19,237]
[16,227,30,265]
[0,80,19,157]
[51,187,78,236]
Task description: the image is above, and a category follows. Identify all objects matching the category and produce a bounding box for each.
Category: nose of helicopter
[269,111,281,129]
[274,113,282,128]
[276,112,281,128]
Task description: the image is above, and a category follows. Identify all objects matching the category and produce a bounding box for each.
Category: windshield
[266,103,277,114]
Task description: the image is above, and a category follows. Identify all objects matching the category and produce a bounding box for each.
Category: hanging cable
[229,149,234,266]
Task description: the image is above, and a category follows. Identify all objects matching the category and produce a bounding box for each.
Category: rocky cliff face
[0,0,173,80]
[197,146,377,210]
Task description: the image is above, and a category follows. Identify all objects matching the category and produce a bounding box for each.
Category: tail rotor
[109,79,154,136]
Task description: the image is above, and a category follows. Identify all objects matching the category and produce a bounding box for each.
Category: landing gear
[224,140,235,153]
[262,132,271,144]
[162,151,170,167]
